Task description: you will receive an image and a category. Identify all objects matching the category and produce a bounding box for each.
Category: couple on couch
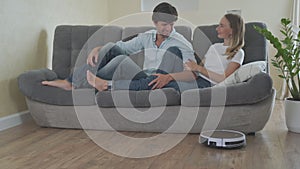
[42,2,245,93]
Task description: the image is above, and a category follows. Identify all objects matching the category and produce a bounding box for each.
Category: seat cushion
[96,88,180,108]
[181,73,273,107]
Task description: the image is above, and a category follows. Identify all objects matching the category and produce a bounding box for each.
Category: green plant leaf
[282,18,291,25]
[254,18,300,99]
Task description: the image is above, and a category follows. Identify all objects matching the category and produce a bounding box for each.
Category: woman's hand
[184,59,201,72]
[87,46,102,67]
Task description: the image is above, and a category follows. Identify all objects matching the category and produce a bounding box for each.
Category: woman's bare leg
[41,79,73,90]
[86,70,108,91]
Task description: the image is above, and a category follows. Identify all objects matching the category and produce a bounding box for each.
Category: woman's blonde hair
[224,14,245,59]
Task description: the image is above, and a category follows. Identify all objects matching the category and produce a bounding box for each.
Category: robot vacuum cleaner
[199,130,246,149]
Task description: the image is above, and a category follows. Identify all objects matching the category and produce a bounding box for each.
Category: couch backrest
[52,25,123,79]
[52,25,192,79]
[121,26,192,42]
[193,22,268,72]
[52,23,267,79]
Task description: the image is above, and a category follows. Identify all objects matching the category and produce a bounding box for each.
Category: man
[42,2,196,91]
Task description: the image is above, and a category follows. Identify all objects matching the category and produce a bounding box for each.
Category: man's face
[154,21,175,37]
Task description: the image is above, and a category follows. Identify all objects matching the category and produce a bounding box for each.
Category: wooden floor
[0,100,300,169]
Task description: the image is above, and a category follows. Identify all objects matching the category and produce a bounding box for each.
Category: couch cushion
[181,72,273,107]
[215,61,266,87]
[96,88,180,108]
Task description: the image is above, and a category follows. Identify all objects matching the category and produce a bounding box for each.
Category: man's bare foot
[86,70,108,91]
[41,79,73,91]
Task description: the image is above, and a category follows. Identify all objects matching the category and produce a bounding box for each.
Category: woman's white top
[200,43,244,84]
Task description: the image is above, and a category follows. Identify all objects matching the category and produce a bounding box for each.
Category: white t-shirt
[199,43,244,84]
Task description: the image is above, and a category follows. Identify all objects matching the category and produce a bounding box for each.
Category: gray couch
[18,23,276,134]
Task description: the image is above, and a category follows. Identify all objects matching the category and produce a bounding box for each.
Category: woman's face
[216,17,233,40]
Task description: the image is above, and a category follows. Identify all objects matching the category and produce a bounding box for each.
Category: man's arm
[86,33,144,67]
[115,34,144,55]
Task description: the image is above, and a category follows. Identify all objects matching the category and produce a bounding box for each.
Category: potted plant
[254,18,300,133]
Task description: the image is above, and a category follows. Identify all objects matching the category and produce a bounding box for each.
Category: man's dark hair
[152,2,178,23]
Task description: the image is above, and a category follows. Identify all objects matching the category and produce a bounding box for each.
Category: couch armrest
[181,72,273,107]
[18,69,96,106]
[18,68,58,97]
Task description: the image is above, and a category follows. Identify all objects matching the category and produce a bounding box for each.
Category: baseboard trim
[0,111,33,131]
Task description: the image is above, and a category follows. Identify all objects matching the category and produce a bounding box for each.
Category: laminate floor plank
[0,101,299,169]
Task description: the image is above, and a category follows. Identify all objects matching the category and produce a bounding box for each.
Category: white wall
[106,0,294,95]
[0,0,108,118]
[0,0,294,119]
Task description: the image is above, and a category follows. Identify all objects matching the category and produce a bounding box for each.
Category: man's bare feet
[41,79,73,91]
[86,70,108,91]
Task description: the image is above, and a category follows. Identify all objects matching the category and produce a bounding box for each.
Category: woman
[184,13,245,87]
[108,13,245,91]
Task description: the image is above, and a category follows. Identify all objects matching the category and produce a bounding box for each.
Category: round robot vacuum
[199,130,246,149]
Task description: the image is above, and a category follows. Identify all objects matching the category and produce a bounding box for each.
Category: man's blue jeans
[68,43,184,90]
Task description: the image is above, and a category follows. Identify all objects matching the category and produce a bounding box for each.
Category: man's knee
[100,42,117,55]
[100,42,125,59]
[108,45,126,56]
[98,44,126,68]
[114,55,128,62]
[166,46,182,59]
[103,42,116,49]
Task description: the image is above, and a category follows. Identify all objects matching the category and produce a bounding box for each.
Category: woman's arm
[185,60,241,83]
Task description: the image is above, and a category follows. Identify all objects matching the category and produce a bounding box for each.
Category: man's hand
[148,74,173,90]
[87,46,102,67]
